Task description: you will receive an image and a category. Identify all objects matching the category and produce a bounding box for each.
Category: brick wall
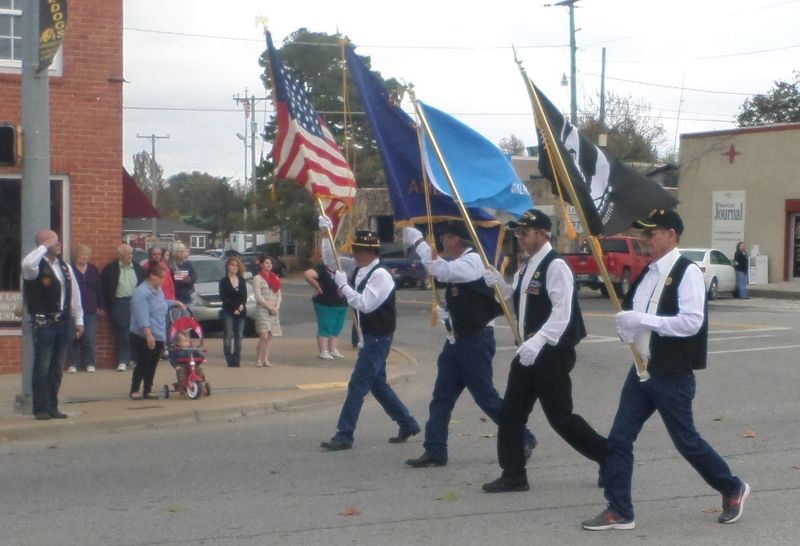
[0,0,123,372]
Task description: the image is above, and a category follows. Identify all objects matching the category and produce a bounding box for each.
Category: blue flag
[418,102,532,216]
[345,45,505,264]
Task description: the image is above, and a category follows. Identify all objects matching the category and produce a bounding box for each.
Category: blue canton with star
[280,67,324,138]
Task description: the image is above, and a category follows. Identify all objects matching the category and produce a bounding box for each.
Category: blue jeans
[735,270,749,299]
[604,366,742,520]
[66,312,97,368]
[424,327,535,459]
[334,334,418,445]
[31,317,71,414]
[222,312,245,367]
[110,299,133,365]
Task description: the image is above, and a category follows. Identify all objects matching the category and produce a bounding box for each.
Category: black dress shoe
[405,452,447,468]
[482,475,530,493]
[388,426,421,444]
[320,437,352,451]
[49,411,68,419]
[34,412,51,421]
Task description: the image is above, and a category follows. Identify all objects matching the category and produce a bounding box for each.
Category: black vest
[623,255,708,374]
[351,264,396,337]
[445,250,502,336]
[513,249,586,348]
[24,257,72,315]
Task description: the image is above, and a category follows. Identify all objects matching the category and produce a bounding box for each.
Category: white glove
[516,337,544,367]
[436,305,450,323]
[402,227,423,248]
[615,311,646,342]
[334,270,348,288]
[318,215,333,230]
[483,266,504,288]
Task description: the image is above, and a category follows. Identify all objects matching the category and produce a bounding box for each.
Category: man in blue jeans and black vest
[21,229,84,420]
[401,221,537,468]
[318,217,420,451]
[482,209,607,493]
[582,209,749,530]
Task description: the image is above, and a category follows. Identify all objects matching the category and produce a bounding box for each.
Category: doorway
[791,213,800,279]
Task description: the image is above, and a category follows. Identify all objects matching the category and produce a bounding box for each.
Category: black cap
[632,209,684,235]
[507,208,552,231]
[438,220,470,240]
[351,230,381,250]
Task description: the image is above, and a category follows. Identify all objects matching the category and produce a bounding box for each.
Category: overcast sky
[123,0,800,183]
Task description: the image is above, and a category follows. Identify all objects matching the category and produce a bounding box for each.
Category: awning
[122,168,160,218]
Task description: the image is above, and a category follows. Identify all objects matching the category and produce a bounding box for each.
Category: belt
[453,326,493,339]
[33,312,65,322]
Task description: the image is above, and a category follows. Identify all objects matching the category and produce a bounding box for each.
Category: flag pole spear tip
[512,44,521,65]
[255,15,269,31]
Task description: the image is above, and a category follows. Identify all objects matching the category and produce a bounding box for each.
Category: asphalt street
[1,281,798,545]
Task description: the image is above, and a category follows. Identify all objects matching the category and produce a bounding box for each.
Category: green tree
[578,92,666,163]
[165,171,245,238]
[498,135,527,156]
[131,151,165,197]
[737,72,800,126]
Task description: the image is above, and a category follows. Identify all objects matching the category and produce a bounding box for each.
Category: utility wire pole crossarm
[232,91,268,252]
[136,133,169,239]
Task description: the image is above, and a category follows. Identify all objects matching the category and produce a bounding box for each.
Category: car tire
[707,277,718,300]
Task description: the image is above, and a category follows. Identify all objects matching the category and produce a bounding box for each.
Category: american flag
[266,31,357,223]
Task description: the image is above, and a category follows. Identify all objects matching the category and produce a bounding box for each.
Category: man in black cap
[482,208,607,493]
[318,216,420,451]
[400,221,537,468]
[582,209,749,530]
[21,229,84,420]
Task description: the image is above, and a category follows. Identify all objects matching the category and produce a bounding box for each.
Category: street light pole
[546,0,580,124]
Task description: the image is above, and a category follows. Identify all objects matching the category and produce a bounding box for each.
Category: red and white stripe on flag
[273,102,357,219]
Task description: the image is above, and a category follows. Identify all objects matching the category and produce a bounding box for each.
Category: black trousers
[497,347,607,479]
[130,334,164,396]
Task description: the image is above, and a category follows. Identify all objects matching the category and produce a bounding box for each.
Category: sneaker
[330,349,345,359]
[67,366,77,374]
[719,482,750,524]
[318,351,334,360]
[582,509,635,530]
[86,365,96,373]
[116,363,127,372]
[481,475,530,493]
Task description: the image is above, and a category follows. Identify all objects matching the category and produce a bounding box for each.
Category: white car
[678,248,736,300]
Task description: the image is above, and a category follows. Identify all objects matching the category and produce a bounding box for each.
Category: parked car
[380,243,430,290]
[203,249,241,259]
[186,254,257,332]
[240,252,287,278]
[563,236,650,297]
[678,248,737,300]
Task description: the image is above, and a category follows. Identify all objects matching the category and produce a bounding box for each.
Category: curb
[747,288,800,300]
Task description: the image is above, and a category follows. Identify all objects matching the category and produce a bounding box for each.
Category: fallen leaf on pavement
[482,433,497,439]
[742,430,757,438]
[450,419,462,425]
[437,491,458,501]
[712,416,727,422]
[287,433,297,438]
[479,417,488,422]
[339,507,361,517]
[165,504,183,513]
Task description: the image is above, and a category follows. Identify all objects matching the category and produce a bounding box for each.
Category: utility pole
[599,47,607,147]
[546,0,580,124]
[233,90,267,251]
[17,0,49,412]
[136,133,169,240]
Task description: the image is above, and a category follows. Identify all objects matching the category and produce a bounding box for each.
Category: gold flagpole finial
[255,16,269,31]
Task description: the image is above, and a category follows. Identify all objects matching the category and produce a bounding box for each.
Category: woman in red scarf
[253,255,282,367]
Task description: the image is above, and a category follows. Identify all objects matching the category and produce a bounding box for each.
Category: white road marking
[709,344,800,355]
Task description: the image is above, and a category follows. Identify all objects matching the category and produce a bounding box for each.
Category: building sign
[0,291,22,324]
[38,0,68,73]
[711,191,745,256]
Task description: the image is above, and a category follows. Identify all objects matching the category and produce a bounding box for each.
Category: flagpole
[514,54,649,381]
[413,100,522,346]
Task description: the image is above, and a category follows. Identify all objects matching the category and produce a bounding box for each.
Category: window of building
[0,1,63,75]
[189,235,206,249]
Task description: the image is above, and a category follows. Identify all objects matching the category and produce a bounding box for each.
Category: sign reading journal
[711,191,746,256]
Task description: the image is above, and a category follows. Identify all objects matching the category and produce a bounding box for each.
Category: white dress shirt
[21,245,84,326]
[416,241,483,283]
[632,247,705,359]
[511,241,574,349]
[321,239,394,313]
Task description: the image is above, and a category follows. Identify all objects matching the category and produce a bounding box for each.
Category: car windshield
[679,250,706,262]
[600,239,629,253]
[191,259,225,283]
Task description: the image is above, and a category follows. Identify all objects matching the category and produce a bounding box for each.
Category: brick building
[0,0,123,373]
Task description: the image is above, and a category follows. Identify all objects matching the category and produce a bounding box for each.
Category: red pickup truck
[563,236,650,297]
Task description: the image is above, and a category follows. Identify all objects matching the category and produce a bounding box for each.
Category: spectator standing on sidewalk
[22,229,84,420]
[732,242,750,299]
[303,261,348,360]
[143,246,175,301]
[101,244,144,372]
[129,264,184,400]
[170,243,196,305]
[219,256,248,367]
[253,255,282,368]
[66,244,104,373]
[318,217,420,452]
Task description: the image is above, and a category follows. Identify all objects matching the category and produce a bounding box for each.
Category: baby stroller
[163,309,211,400]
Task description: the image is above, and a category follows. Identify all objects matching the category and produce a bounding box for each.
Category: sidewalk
[0,335,417,442]
[747,280,800,299]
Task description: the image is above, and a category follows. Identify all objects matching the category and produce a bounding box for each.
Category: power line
[582,73,755,96]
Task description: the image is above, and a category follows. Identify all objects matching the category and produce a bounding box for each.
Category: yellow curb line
[296,381,348,390]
